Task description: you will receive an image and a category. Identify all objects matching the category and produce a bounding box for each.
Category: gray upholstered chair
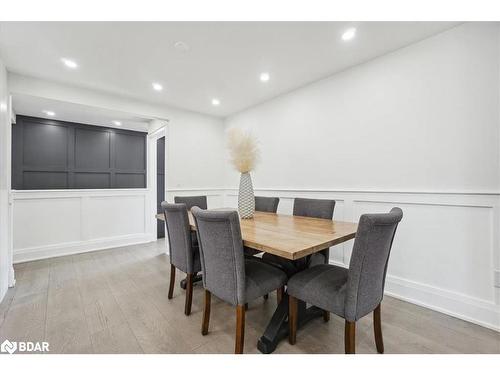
[262,197,336,276]
[191,207,287,354]
[161,202,202,316]
[255,196,280,213]
[174,195,207,246]
[174,195,207,210]
[287,207,403,354]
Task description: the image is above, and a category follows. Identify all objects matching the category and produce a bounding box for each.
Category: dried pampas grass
[226,128,259,173]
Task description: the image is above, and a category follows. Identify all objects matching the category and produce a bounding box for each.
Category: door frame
[147,123,167,250]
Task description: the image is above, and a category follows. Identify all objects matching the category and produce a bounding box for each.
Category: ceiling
[0,22,459,117]
[12,94,152,131]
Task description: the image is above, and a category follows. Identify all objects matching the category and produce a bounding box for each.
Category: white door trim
[147,123,167,248]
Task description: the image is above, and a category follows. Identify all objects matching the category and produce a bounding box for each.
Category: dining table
[156,209,358,353]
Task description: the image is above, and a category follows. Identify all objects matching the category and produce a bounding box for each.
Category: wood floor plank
[112,290,192,353]
[83,289,127,335]
[1,239,498,354]
[90,322,144,354]
[0,287,16,328]
[0,292,47,343]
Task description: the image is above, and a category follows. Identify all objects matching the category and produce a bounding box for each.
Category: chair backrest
[174,195,207,210]
[255,196,280,213]
[293,198,335,219]
[344,207,403,321]
[161,202,196,273]
[191,207,246,306]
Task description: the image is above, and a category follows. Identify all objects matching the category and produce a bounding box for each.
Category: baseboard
[13,233,156,263]
[384,275,500,332]
[329,260,500,332]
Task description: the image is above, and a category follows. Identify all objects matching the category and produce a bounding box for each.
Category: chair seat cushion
[287,264,348,318]
[244,259,287,303]
[308,252,326,267]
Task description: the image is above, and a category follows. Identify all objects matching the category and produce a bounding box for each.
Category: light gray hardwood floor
[1,239,499,354]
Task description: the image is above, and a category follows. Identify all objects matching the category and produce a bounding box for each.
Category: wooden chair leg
[345,320,356,354]
[323,310,330,322]
[168,265,175,299]
[235,304,245,354]
[277,286,284,305]
[201,289,211,335]
[184,273,194,316]
[288,295,298,345]
[373,303,384,353]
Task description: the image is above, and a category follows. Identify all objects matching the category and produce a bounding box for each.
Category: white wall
[0,58,12,301]
[8,74,226,263]
[223,23,500,330]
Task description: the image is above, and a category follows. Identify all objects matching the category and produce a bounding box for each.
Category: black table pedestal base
[180,274,203,289]
[257,294,324,354]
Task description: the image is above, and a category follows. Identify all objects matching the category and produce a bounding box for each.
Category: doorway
[156,136,165,238]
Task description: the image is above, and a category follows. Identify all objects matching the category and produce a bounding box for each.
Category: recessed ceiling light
[259,72,270,82]
[211,98,220,106]
[152,82,163,91]
[113,120,122,126]
[43,110,55,116]
[174,41,190,52]
[341,27,356,41]
[61,58,78,69]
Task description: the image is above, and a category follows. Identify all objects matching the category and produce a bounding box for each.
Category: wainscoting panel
[12,189,152,263]
[166,188,226,209]
[11,187,500,331]
[224,188,500,331]
[13,196,82,250]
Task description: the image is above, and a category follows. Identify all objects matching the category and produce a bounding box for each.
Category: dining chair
[262,197,336,277]
[191,207,288,354]
[174,195,207,246]
[255,196,280,213]
[161,202,202,316]
[174,195,208,209]
[287,207,403,354]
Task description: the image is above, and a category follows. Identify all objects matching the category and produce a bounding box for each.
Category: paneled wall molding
[11,188,148,199]
[12,188,155,264]
[220,187,500,331]
[222,186,500,197]
[167,187,228,192]
[13,186,500,331]
[329,260,500,331]
[12,115,147,190]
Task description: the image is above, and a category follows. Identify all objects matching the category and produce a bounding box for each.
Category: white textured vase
[238,172,255,219]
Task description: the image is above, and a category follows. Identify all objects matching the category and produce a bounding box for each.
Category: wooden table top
[156,210,358,261]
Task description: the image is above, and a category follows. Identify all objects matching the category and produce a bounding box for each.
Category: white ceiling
[0,22,459,117]
[12,94,152,132]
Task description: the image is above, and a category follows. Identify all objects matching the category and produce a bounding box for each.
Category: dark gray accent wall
[12,115,147,190]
